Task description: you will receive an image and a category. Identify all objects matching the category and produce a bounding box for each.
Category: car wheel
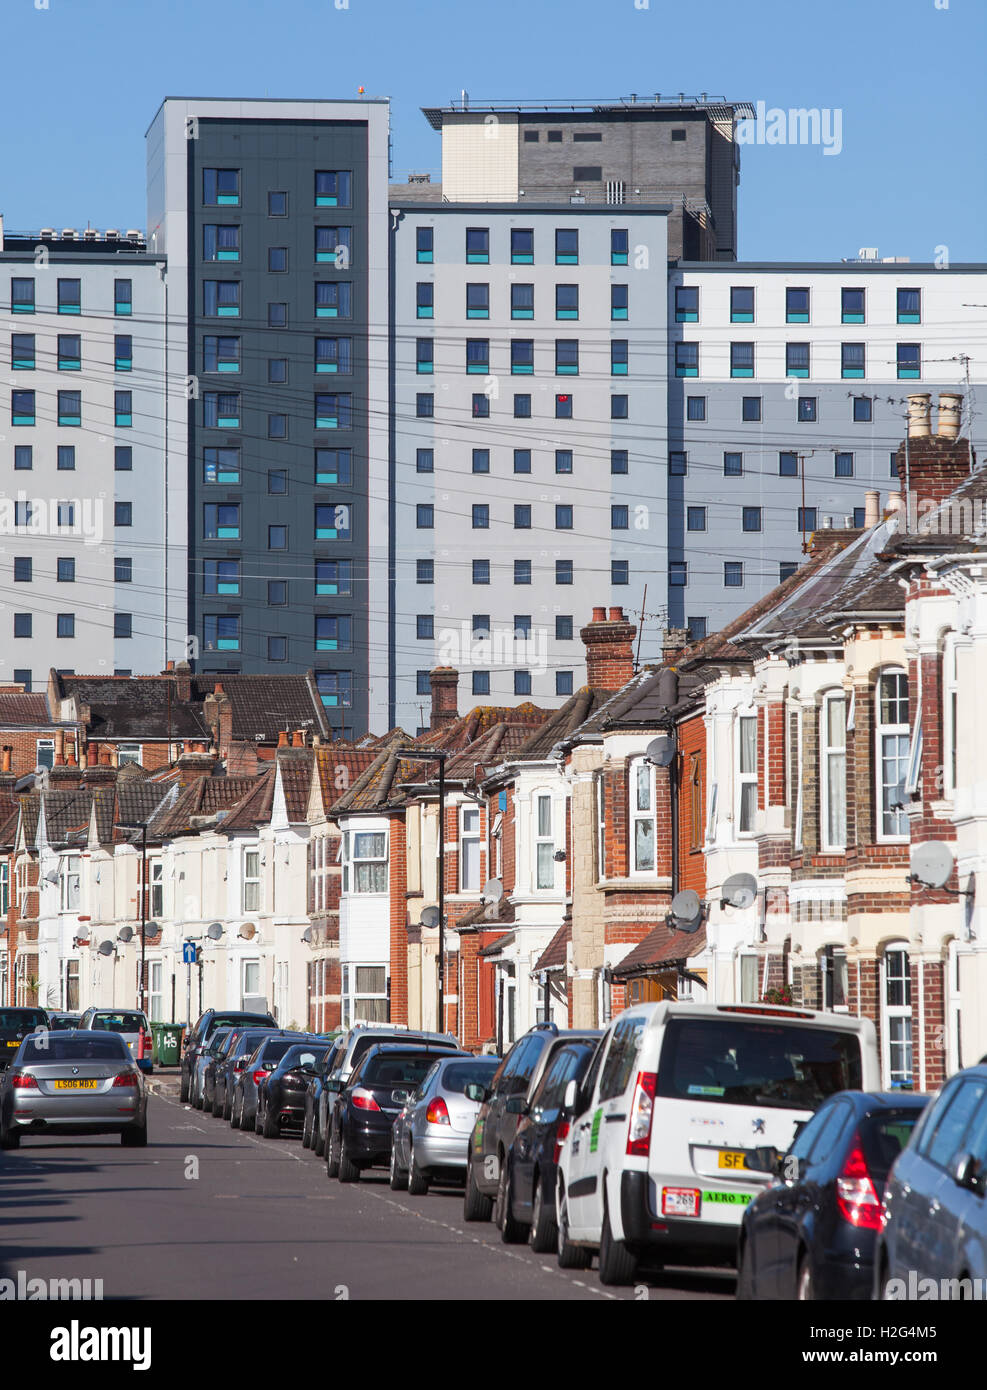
[796,1254,813,1301]
[407,1146,429,1196]
[191,1081,203,1110]
[528,1176,558,1254]
[463,1154,493,1223]
[223,1091,233,1122]
[326,1127,341,1180]
[735,1237,754,1300]
[302,1110,312,1149]
[0,1123,20,1151]
[390,1142,408,1190]
[230,1094,241,1129]
[211,1090,223,1119]
[314,1119,325,1158]
[337,1135,360,1183]
[179,1071,190,1104]
[496,1158,529,1244]
[262,1106,280,1140]
[598,1194,638,1287]
[250,1106,261,1134]
[121,1122,148,1148]
[557,1187,591,1270]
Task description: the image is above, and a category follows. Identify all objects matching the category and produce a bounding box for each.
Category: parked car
[230,1032,313,1132]
[254,1040,336,1138]
[212,1028,279,1120]
[497,1038,600,1249]
[876,1064,987,1300]
[390,1054,501,1194]
[302,1040,345,1153]
[326,1043,469,1182]
[180,1008,277,1102]
[0,1030,147,1148]
[48,1013,83,1032]
[737,1090,929,1299]
[191,1028,233,1109]
[556,1001,880,1285]
[463,1023,602,1225]
[78,1008,154,1074]
[0,1008,51,1070]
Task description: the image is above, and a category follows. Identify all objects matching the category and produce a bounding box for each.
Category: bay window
[534,794,555,890]
[630,759,655,873]
[341,830,388,894]
[736,713,757,835]
[820,692,847,851]
[876,669,909,839]
[459,806,482,891]
[242,850,261,912]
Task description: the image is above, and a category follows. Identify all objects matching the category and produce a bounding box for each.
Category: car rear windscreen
[0,1010,48,1029]
[363,1054,445,1087]
[21,1036,130,1062]
[92,1013,146,1033]
[261,1039,299,1064]
[860,1108,926,1184]
[351,1034,456,1069]
[657,1019,863,1110]
[440,1060,500,1094]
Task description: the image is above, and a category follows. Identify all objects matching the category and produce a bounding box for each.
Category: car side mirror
[464,1082,487,1103]
[563,1078,579,1112]
[953,1152,985,1196]
[392,1090,409,1106]
[505,1096,528,1116]
[325,1078,342,1093]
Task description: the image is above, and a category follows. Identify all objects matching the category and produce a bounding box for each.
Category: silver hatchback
[0,1030,148,1148]
[390,1054,501,1194]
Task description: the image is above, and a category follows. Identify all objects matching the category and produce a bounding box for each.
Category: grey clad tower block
[146,97,391,736]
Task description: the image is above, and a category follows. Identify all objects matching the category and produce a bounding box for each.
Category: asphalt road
[0,1088,735,1301]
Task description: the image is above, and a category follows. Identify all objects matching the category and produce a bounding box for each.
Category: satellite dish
[239,923,257,940]
[420,905,440,929]
[97,940,115,957]
[44,870,60,885]
[206,922,225,940]
[481,878,504,904]
[910,841,955,890]
[645,735,675,768]
[301,927,314,944]
[668,889,703,934]
[117,926,134,943]
[144,921,162,940]
[721,872,758,910]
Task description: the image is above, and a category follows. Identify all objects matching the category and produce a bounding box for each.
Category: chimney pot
[938,392,963,440]
[277,730,289,748]
[907,393,932,439]
[608,606,624,621]
[292,729,304,748]
[86,744,98,767]
[864,490,881,528]
[1,747,11,774]
[591,606,606,622]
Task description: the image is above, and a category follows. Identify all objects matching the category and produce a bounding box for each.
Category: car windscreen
[208,1030,233,1054]
[859,1107,927,1184]
[92,1013,146,1033]
[0,1010,48,1030]
[21,1036,130,1063]
[656,1018,863,1110]
[232,1031,272,1058]
[363,1054,445,1088]
[439,1060,500,1094]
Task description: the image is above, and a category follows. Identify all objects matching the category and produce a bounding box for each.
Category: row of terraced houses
[2,391,987,1093]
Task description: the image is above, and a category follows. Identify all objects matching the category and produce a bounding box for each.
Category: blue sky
[2,0,984,262]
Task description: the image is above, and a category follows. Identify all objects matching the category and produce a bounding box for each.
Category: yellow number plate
[54,1080,98,1091]
[717,1150,749,1170]
[6,1041,18,1047]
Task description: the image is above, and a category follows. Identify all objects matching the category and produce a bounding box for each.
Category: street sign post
[182,941,196,1028]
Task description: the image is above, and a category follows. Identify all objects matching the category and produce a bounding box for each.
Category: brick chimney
[175,740,217,781]
[174,660,192,702]
[580,606,637,691]
[662,626,691,658]
[203,682,233,757]
[897,392,972,525]
[0,746,15,791]
[81,742,117,788]
[429,667,459,731]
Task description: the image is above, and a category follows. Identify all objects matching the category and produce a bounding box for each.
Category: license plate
[6,1041,18,1047]
[718,1150,749,1170]
[662,1187,701,1217]
[53,1080,98,1090]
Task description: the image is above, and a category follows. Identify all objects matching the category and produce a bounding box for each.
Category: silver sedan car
[0,1030,148,1149]
[390,1054,501,1194]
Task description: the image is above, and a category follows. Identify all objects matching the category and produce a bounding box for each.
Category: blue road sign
[182,941,197,966]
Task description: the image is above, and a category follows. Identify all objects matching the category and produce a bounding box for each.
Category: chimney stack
[662,627,691,657]
[429,668,459,731]
[864,490,881,528]
[580,606,637,692]
[174,660,192,702]
[896,392,971,520]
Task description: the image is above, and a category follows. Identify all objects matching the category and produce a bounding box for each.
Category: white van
[556,1000,880,1285]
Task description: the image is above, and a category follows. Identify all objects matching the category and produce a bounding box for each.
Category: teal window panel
[217,306,239,317]
[511,308,534,319]
[417,250,433,263]
[512,253,533,264]
[842,312,865,324]
[730,312,754,323]
[316,307,338,317]
[842,367,864,379]
[466,309,488,319]
[316,583,339,595]
[511,364,534,375]
[316,362,338,373]
[217,526,239,539]
[417,306,433,318]
[556,364,578,375]
[217,583,239,595]
[611,362,628,375]
[612,253,628,265]
[217,638,239,650]
[786,312,809,323]
[115,414,132,426]
[115,358,132,372]
[611,307,628,320]
[316,638,338,651]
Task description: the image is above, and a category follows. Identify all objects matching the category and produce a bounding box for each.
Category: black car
[498,1038,600,1249]
[48,1013,83,1032]
[464,1023,601,1223]
[326,1043,468,1182]
[180,1008,277,1102]
[302,1040,345,1154]
[255,1039,336,1139]
[198,1028,241,1111]
[211,1028,278,1120]
[737,1089,930,1300]
[0,1007,50,1070]
[230,1032,313,1131]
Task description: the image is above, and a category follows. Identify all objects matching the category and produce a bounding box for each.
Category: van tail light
[425,1097,450,1126]
[836,1136,883,1230]
[351,1088,381,1112]
[112,1070,140,1088]
[11,1072,39,1090]
[626,1071,658,1157]
[554,1118,571,1166]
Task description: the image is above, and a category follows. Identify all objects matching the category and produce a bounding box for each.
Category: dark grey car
[212,1029,278,1120]
[876,1065,987,1299]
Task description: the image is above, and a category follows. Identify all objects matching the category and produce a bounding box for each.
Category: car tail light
[554,1118,570,1166]
[11,1073,39,1090]
[234,1060,247,1072]
[626,1071,657,1157]
[252,1069,268,1086]
[351,1087,381,1112]
[662,1186,701,1218]
[836,1136,883,1230]
[113,1071,140,1089]
[426,1097,450,1126]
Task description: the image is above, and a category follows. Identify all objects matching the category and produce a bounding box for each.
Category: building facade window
[736,713,757,835]
[820,692,847,851]
[533,793,555,889]
[876,669,909,839]
[882,945,913,1088]
[629,759,655,874]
